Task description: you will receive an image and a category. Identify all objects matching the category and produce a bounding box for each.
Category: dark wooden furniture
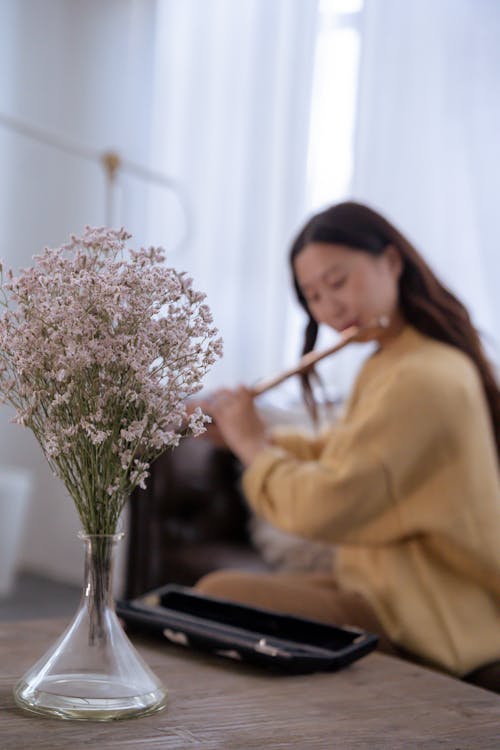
[126,437,267,598]
[1,618,499,749]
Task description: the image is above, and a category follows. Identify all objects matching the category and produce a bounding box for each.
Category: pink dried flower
[0,227,222,533]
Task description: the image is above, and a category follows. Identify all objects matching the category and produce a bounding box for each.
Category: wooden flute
[250,318,389,397]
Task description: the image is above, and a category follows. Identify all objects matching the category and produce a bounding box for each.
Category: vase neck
[80,533,123,611]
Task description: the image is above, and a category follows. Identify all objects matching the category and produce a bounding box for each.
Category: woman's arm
[242,362,453,545]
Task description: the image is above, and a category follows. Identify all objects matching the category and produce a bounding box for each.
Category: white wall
[0,0,156,585]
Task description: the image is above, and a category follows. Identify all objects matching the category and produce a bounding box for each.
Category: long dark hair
[289,201,499,458]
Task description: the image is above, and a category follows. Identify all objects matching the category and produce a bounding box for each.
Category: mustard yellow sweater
[242,326,500,676]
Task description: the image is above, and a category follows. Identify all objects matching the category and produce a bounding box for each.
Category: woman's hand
[200,386,270,466]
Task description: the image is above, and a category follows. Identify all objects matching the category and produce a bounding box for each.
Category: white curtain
[352,0,500,366]
[148,0,319,390]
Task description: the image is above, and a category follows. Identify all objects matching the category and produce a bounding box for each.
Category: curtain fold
[352,0,500,365]
[149,0,319,388]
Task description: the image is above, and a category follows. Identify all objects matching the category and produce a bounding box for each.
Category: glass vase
[13,532,167,721]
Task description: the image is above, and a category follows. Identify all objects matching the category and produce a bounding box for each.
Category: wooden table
[0,619,498,749]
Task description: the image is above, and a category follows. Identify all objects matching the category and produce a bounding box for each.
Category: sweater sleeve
[269,426,326,460]
[242,362,450,545]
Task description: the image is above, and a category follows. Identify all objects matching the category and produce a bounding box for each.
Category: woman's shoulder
[381,326,485,407]
[399,326,478,373]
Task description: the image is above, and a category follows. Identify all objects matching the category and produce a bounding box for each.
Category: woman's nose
[323,293,346,318]
[318,299,345,328]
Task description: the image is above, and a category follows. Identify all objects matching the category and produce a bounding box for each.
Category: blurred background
[0,0,499,612]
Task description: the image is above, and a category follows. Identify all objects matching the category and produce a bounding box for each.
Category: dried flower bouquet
[0,226,222,534]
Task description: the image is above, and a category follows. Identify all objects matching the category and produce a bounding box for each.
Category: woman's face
[293,242,403,334]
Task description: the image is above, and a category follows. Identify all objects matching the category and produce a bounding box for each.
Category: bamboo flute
[250,318,389,397]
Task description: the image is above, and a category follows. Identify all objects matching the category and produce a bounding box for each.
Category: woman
[196,201,500,677]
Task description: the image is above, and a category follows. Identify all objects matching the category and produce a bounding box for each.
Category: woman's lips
[341,319,360,331]
[326,318,360,332]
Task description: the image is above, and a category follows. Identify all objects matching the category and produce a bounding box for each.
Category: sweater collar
[371,323,424,360]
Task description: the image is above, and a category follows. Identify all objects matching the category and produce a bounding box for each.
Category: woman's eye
[328,276,347,290]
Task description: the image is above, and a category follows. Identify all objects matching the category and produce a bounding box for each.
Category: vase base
[14,675,168,721]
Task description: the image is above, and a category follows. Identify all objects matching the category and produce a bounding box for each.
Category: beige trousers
[195,569,396,655]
